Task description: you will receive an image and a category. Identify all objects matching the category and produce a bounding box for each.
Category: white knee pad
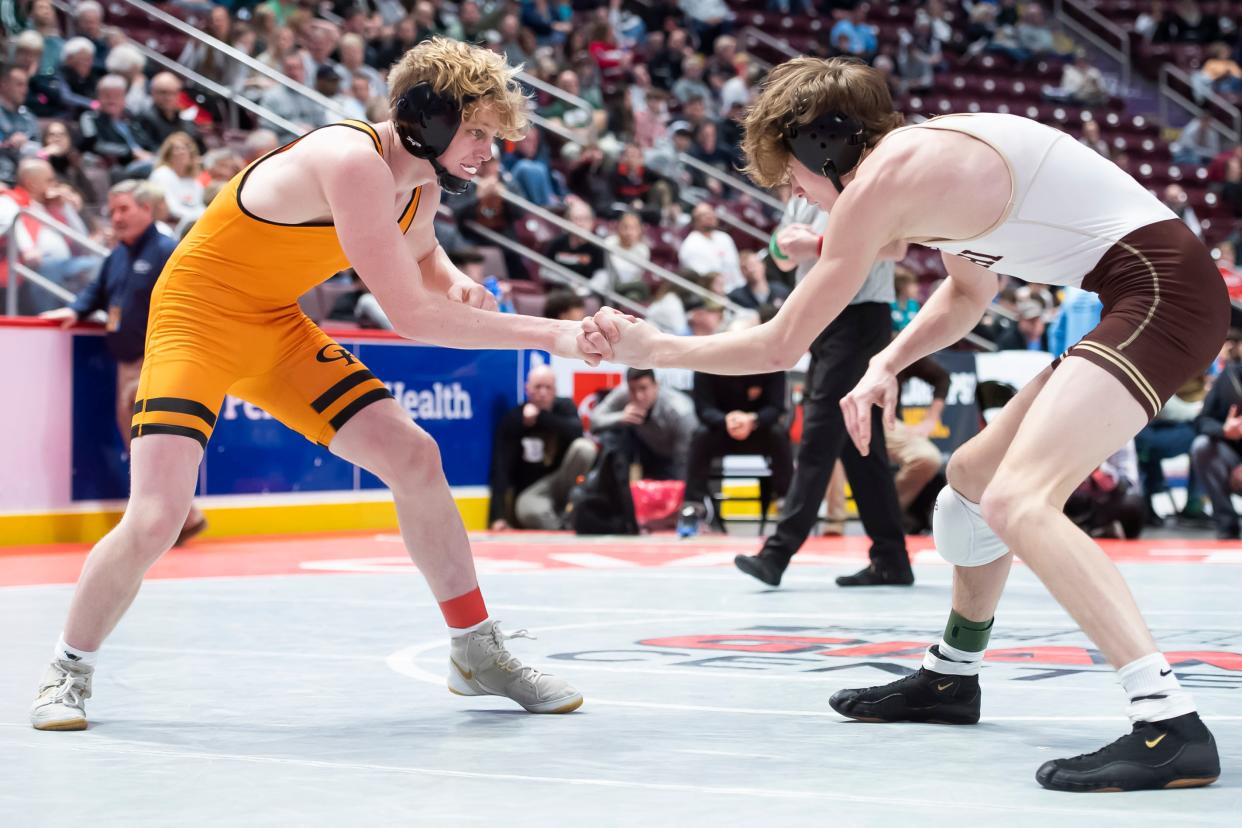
[932,486,1009,567]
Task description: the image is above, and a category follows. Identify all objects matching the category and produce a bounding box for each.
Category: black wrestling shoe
[835,561,915,587]
[734,552,787,586]
[1036,712,1220,792]
[829,667,980,724]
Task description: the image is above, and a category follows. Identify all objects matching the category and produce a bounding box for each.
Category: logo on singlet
[316,345,358,366]
[959,250,1004,269]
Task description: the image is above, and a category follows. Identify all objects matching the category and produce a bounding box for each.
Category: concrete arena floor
[1,530,1239,827]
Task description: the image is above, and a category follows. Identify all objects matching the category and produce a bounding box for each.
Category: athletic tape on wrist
[768,233,789,261]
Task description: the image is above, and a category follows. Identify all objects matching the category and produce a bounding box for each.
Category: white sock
[922,639,983,677]
[448,617,491,637]
[54,634,97,668]
[1118,653,1196,724]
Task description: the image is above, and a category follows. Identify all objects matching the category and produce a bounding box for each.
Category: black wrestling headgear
[783,110,867,194]
[393,81,477,195]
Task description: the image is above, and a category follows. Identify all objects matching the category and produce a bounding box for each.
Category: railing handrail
[54,0,307,135]
[17,208,110,256]
[526,111,582,145]
[1158,63,1242,144]
[514,52,780,214]
[500,189,747,314]
[113,0,349,118]
[739,26,800,61]
[1053,0,1132,90]
[676,153,785,211]
[5,208,107,314]
[516,71,595,121]
[125,35,306,137]
[463,221,649,317]
[964,331,999,352]
[526,116,775,246]
[714,209,769,244]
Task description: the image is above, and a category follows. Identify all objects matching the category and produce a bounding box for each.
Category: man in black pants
[683,369,794,527]
[734,200,912,587]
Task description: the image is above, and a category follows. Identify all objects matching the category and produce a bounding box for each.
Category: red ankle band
[439,586,488,629]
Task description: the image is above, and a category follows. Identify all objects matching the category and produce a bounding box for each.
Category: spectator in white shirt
[0,157,96,312]
[147,131,204,228]
[338,33,386,99]
[1171,112,1224,165]
[678,202,742,292]
[1058,52,1109,105]
[598,211,651,294]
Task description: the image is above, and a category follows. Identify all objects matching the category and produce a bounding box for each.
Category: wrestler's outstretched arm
[323,147,609,363]
[601,168,904,374]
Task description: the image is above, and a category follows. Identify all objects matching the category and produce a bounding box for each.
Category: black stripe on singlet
[311,369,379,414]
[131,423,209,449]
[137,397,219,428]
[328,388,394,433]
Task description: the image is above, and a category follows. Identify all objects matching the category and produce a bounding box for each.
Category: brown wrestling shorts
[1055,218,1230,421]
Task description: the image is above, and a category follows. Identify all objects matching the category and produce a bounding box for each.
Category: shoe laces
[481,623,541,682]
[1063,723,1153,763]
[42,667,89,709]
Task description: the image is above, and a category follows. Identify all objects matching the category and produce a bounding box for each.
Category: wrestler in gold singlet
[132,120,420,448]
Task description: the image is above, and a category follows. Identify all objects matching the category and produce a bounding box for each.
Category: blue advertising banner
[71,334,526,501]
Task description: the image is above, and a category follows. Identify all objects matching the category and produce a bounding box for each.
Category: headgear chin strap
[393,81,477,195]
[784,111,867,194]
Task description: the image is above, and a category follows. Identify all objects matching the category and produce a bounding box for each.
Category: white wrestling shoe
[448,621,583,714]
[30,658,93,731]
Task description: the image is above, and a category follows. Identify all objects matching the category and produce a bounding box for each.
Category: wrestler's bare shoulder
[852,123,1011,241]
[239,125,392,225]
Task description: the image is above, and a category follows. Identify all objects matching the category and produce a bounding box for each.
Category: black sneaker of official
[1036,712,1220,792]
[835,560,915,587]
[829,667,981,725]
[733,551,788,586]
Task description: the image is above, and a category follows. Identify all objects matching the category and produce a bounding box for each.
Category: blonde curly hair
[387,37,528,141]
[741,57,903,188]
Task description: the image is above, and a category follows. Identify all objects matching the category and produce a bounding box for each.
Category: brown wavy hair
[387,37,528,141]
[741,56,903,188]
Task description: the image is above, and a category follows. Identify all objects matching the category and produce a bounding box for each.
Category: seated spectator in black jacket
[690,120,734,172]
[994,298,1050,351]
[1190,335,1242,539]
[728,250,790,310]
[1156,0,1221,44]
[683,368,794,516]
[75,1,110,73]
[0,64,41,185]
[489,365,598,530]
[546,199,607,282]
[39,179,206,541]
[77,74,152,177]
[133,73,206,155]
[55,38,101,116]
[592,368,699,481]
[565,144,614,216]
[609,143,666,221]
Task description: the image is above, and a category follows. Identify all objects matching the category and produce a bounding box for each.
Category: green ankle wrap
[944,610,994,653]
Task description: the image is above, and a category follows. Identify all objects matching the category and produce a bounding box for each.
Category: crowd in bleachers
[1,0,1240,533]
